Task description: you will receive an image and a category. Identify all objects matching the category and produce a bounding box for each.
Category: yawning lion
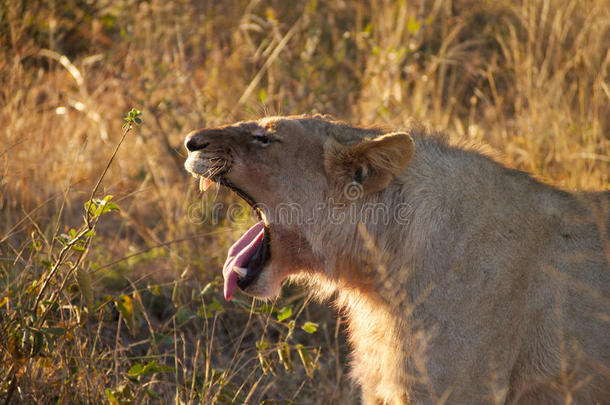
[184,115,609,404]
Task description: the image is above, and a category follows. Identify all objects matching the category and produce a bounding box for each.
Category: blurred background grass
[0,0,608,403]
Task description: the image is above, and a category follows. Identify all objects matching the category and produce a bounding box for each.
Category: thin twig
[86,123,134,228]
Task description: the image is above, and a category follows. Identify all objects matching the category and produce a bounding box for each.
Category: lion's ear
[324,132,414,195]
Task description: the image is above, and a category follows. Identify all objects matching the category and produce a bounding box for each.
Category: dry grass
[0,0,608,403]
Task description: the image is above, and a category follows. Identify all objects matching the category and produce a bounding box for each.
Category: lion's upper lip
[186,156,263,220]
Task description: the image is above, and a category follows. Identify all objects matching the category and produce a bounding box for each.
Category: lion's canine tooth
[199,176,213,192]
[233,266,248,278]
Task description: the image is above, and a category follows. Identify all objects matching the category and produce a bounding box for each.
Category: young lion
[184,115,610,404]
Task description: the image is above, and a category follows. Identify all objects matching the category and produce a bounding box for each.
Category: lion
[184,115,610,404]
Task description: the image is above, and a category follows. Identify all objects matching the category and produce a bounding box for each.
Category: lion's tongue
[222,221,265,301]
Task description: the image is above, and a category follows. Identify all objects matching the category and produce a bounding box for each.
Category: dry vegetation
[0,0,608,403]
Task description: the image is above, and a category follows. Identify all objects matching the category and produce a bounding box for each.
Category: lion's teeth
[199,176,213,192]
[233,266,248,278]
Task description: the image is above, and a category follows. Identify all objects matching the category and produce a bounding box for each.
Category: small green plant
[123,108,143,128]
[253,304,321,379]
[0,109,142,404]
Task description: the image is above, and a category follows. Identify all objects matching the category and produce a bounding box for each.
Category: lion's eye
[253,134,270,145]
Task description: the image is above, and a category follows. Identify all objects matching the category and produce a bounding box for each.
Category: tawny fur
[184,115,610,404]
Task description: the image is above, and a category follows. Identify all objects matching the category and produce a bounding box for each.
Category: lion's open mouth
[196,174,271,301]
[222,220,271,300]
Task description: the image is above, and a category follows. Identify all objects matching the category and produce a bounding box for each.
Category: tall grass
[1,0,608,403]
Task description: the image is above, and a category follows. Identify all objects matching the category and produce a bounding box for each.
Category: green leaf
[407,17,422,34]
[151,332,175,345]
[85,196,120,217]
[258,89,267,103]
[363,23,372,35]
[150,285,162,296]
[104,388,119,405]
[124,108,143,125]
[98,196,119,214]
[145,389,160,399]
[301,321,318,334]
[115,294,133,319]
[276,306,292,321]
[256,340,269,351]
[71,244,85,252]
[128,362,144,376]
[128,360,173,377]
[208,297,224,313]
[101,201,119,214]
[84,200,97,216]
[175,307,193,324]
[118,293,140,336]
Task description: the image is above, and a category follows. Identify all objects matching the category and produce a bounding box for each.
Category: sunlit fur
[185,115,610,404]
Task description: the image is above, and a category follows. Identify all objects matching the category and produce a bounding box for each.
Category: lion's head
[184,115,414,301]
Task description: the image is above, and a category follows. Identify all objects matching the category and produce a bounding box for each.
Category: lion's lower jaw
[240,266,283,299]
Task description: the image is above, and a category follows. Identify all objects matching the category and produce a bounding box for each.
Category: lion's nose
[185,132,209,152]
